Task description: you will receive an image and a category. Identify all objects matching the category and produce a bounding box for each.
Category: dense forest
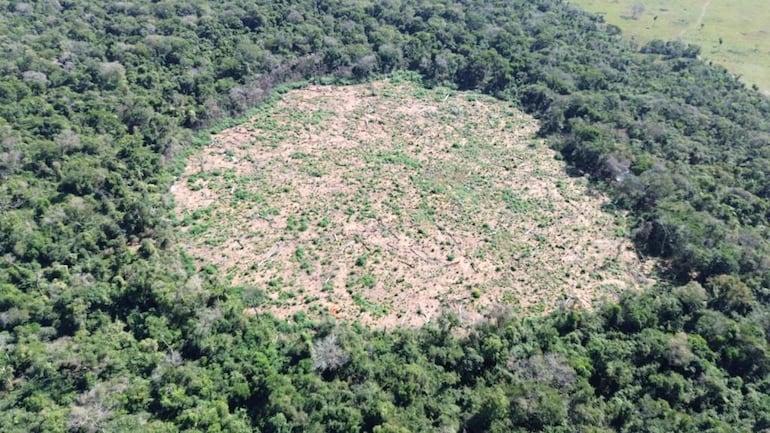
[2,0,770,431]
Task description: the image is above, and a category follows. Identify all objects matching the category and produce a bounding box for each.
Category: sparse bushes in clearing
[174,82,653,325]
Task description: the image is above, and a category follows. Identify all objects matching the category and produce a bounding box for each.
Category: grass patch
[571,0,770,93]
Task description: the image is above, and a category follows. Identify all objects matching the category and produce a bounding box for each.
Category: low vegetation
[174,79,654,326]
[570,0,770,94]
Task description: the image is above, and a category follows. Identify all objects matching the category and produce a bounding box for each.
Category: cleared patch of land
[172,79,655,327]
[571,0,770,94]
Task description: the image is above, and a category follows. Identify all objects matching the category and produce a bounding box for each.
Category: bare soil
[172,79,656,328]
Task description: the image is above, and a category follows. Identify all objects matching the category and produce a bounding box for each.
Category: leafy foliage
[1,0,770,432]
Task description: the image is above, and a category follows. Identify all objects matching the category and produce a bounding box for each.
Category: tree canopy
[1,0,770,431]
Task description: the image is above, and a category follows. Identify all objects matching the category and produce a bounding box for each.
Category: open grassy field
[570,0,770,94]
[172,79,656,327]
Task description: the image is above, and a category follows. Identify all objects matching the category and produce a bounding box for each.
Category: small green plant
[294,247,306,261]
[286,215,309,232]
[502,188,532,213]
[351,293,388,316]
[356,273,376,289]
[322,280,334,292]
[279,290,295,300]
[189,222,211,235]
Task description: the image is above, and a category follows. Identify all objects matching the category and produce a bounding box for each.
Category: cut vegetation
[173,79,655,327]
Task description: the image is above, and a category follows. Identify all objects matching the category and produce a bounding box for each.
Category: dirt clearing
[172,79,656,327]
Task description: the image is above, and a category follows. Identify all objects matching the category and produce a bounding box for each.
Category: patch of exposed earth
[172,79,656,328]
